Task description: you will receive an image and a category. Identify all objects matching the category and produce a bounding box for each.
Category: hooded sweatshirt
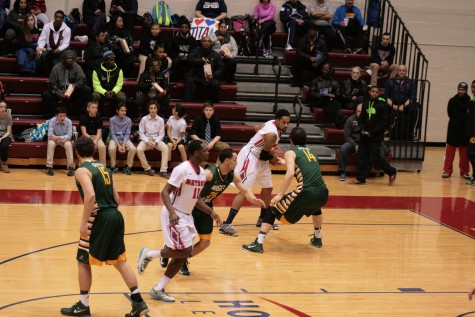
[92,62,124,95]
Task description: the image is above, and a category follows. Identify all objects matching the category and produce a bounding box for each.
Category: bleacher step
[237,82,300,94]
[235,63,292,76]
[236,92,297,103]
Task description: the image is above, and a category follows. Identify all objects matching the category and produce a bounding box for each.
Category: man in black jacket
[91,50,126,116]
[137,57,169,119]
[292,24,328,87]
[280,0,310,51]
[82,0,106,32]
[184,36,224,103]
[350,86,397,185]
[169,18,197,82]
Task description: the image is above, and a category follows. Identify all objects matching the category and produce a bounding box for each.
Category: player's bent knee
[313,209,322,216]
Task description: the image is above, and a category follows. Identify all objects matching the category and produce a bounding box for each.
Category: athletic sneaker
[160,244,169,268]
[466,179,475,186]
[339,173,346,181]
[219,223,238,236]
[242,239,264,253]
[462,173,471,180]
[149,288,175,302]
[441,172,451,178]
[146,168,155,176]
[310,236,322,248]
[60,301,91,316]
[109,166,118,174]
[125,300,149,317]
[124,165,132,175]
[180,260,190,276]
[388,170,397,185]
[67,167,75,177]
[46,166,54,176]
[137,247,151,275]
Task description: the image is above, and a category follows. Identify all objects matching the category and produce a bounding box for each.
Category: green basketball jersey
[200,165,234,204]
[292,146,325,188]
[76,161,118,210]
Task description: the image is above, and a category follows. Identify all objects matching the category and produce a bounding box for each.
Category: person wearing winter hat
[41,48,92,118]
[442,82,471,179]
[91,50,126,116]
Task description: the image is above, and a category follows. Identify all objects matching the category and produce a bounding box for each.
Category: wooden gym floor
[1,147,475,316]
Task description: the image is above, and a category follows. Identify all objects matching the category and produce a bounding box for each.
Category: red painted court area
[1,189,474,238]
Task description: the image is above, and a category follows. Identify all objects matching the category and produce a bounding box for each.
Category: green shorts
[273,186,329,224]
[76,208,126,266]
[192,204,214,240]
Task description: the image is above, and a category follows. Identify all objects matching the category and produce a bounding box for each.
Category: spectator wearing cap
[91,50,127,114]
[442,82,471,179]
[41,49,91,118]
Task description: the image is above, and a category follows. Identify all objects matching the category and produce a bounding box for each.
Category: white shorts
[235,148,273,189]
[161,206,197,250]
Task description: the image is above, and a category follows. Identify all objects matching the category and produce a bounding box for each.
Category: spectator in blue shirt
[332,0,367,54]
[108,104,136,175]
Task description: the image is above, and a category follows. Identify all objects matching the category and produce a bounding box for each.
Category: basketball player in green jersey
[161,148,266,275]
[61,136,148,317]
[242,127,329,253]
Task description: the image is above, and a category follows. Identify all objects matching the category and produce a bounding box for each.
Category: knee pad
[263,207,276,225]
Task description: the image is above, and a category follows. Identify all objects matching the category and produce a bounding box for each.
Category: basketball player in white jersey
[220,109,291,236]
[136,140,219,302]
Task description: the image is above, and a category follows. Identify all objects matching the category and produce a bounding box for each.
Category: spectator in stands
[195,0,227,21]
[190,103,230,165]
[108,103,136,175]
[169,17,197,82]
[341,66,368,110]
[26,0,47,29]
[0,0,10,37]
[338,103,361,181]
[136,101,169,178]
[2,0,29,56]
[17,12,40,50]
[309,0,335,51]
[184,36,224,104]
[253,0,276,58]
[0,100,12,173]
[384,64,418,141]
[137,57,170,120]
[110,0,137,38]
[291,24,328,88]
[79,101,106,165]
[368,32,397,87]
[166,104,187,168]
[82,0,106,32]
[280,0,310,51]
[41,50,91,118]
[36,10,71,76]
[442,82,470,179]
[145,44,172,76]
[107,15,134,78]
[467,81,475,185]
[309,63,346,128]
[350,86,397,185]
[84,29,106,85]
[92,50,126,112]
[332,0,368,54]
[137,23,167,80]
[210,21,237,85]
[45,106,75,176]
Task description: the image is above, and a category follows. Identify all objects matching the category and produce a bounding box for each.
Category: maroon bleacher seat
[283,51,371,68]
[168,82,237,101]
[323,127,345,144]
[313,108,355,124]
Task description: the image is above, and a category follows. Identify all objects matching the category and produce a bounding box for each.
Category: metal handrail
[293,94,304,127]
[271,55,282,113]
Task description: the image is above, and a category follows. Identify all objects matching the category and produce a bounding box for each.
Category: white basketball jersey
[167,161,206,214]
[245,120,281,157]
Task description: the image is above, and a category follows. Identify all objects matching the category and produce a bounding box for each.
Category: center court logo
[188,299,311,317]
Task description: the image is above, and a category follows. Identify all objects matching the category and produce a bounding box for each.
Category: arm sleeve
[138,118,149,142]
[112,70,124,94]
[109,118,119,143]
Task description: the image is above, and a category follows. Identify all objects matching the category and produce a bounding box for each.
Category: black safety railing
[366,0,429,165]
[272,55,282,113]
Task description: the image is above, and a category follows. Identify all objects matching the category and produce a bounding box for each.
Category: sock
[257,231,267,244]
[130,286,143,302]
[147,250,161,259]
[224,208,239,224]
[259,208,267,219]
[154,275,171,291]
[314,227,322,238]
[79,290,89,307]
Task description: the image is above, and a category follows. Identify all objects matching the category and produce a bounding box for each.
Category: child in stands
[166,104,187,170]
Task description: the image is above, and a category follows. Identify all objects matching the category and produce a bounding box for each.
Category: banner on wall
[190,18,219,40]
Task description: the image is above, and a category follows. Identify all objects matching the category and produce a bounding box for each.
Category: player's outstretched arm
[233,173,266,208]
[270,151,296,206]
